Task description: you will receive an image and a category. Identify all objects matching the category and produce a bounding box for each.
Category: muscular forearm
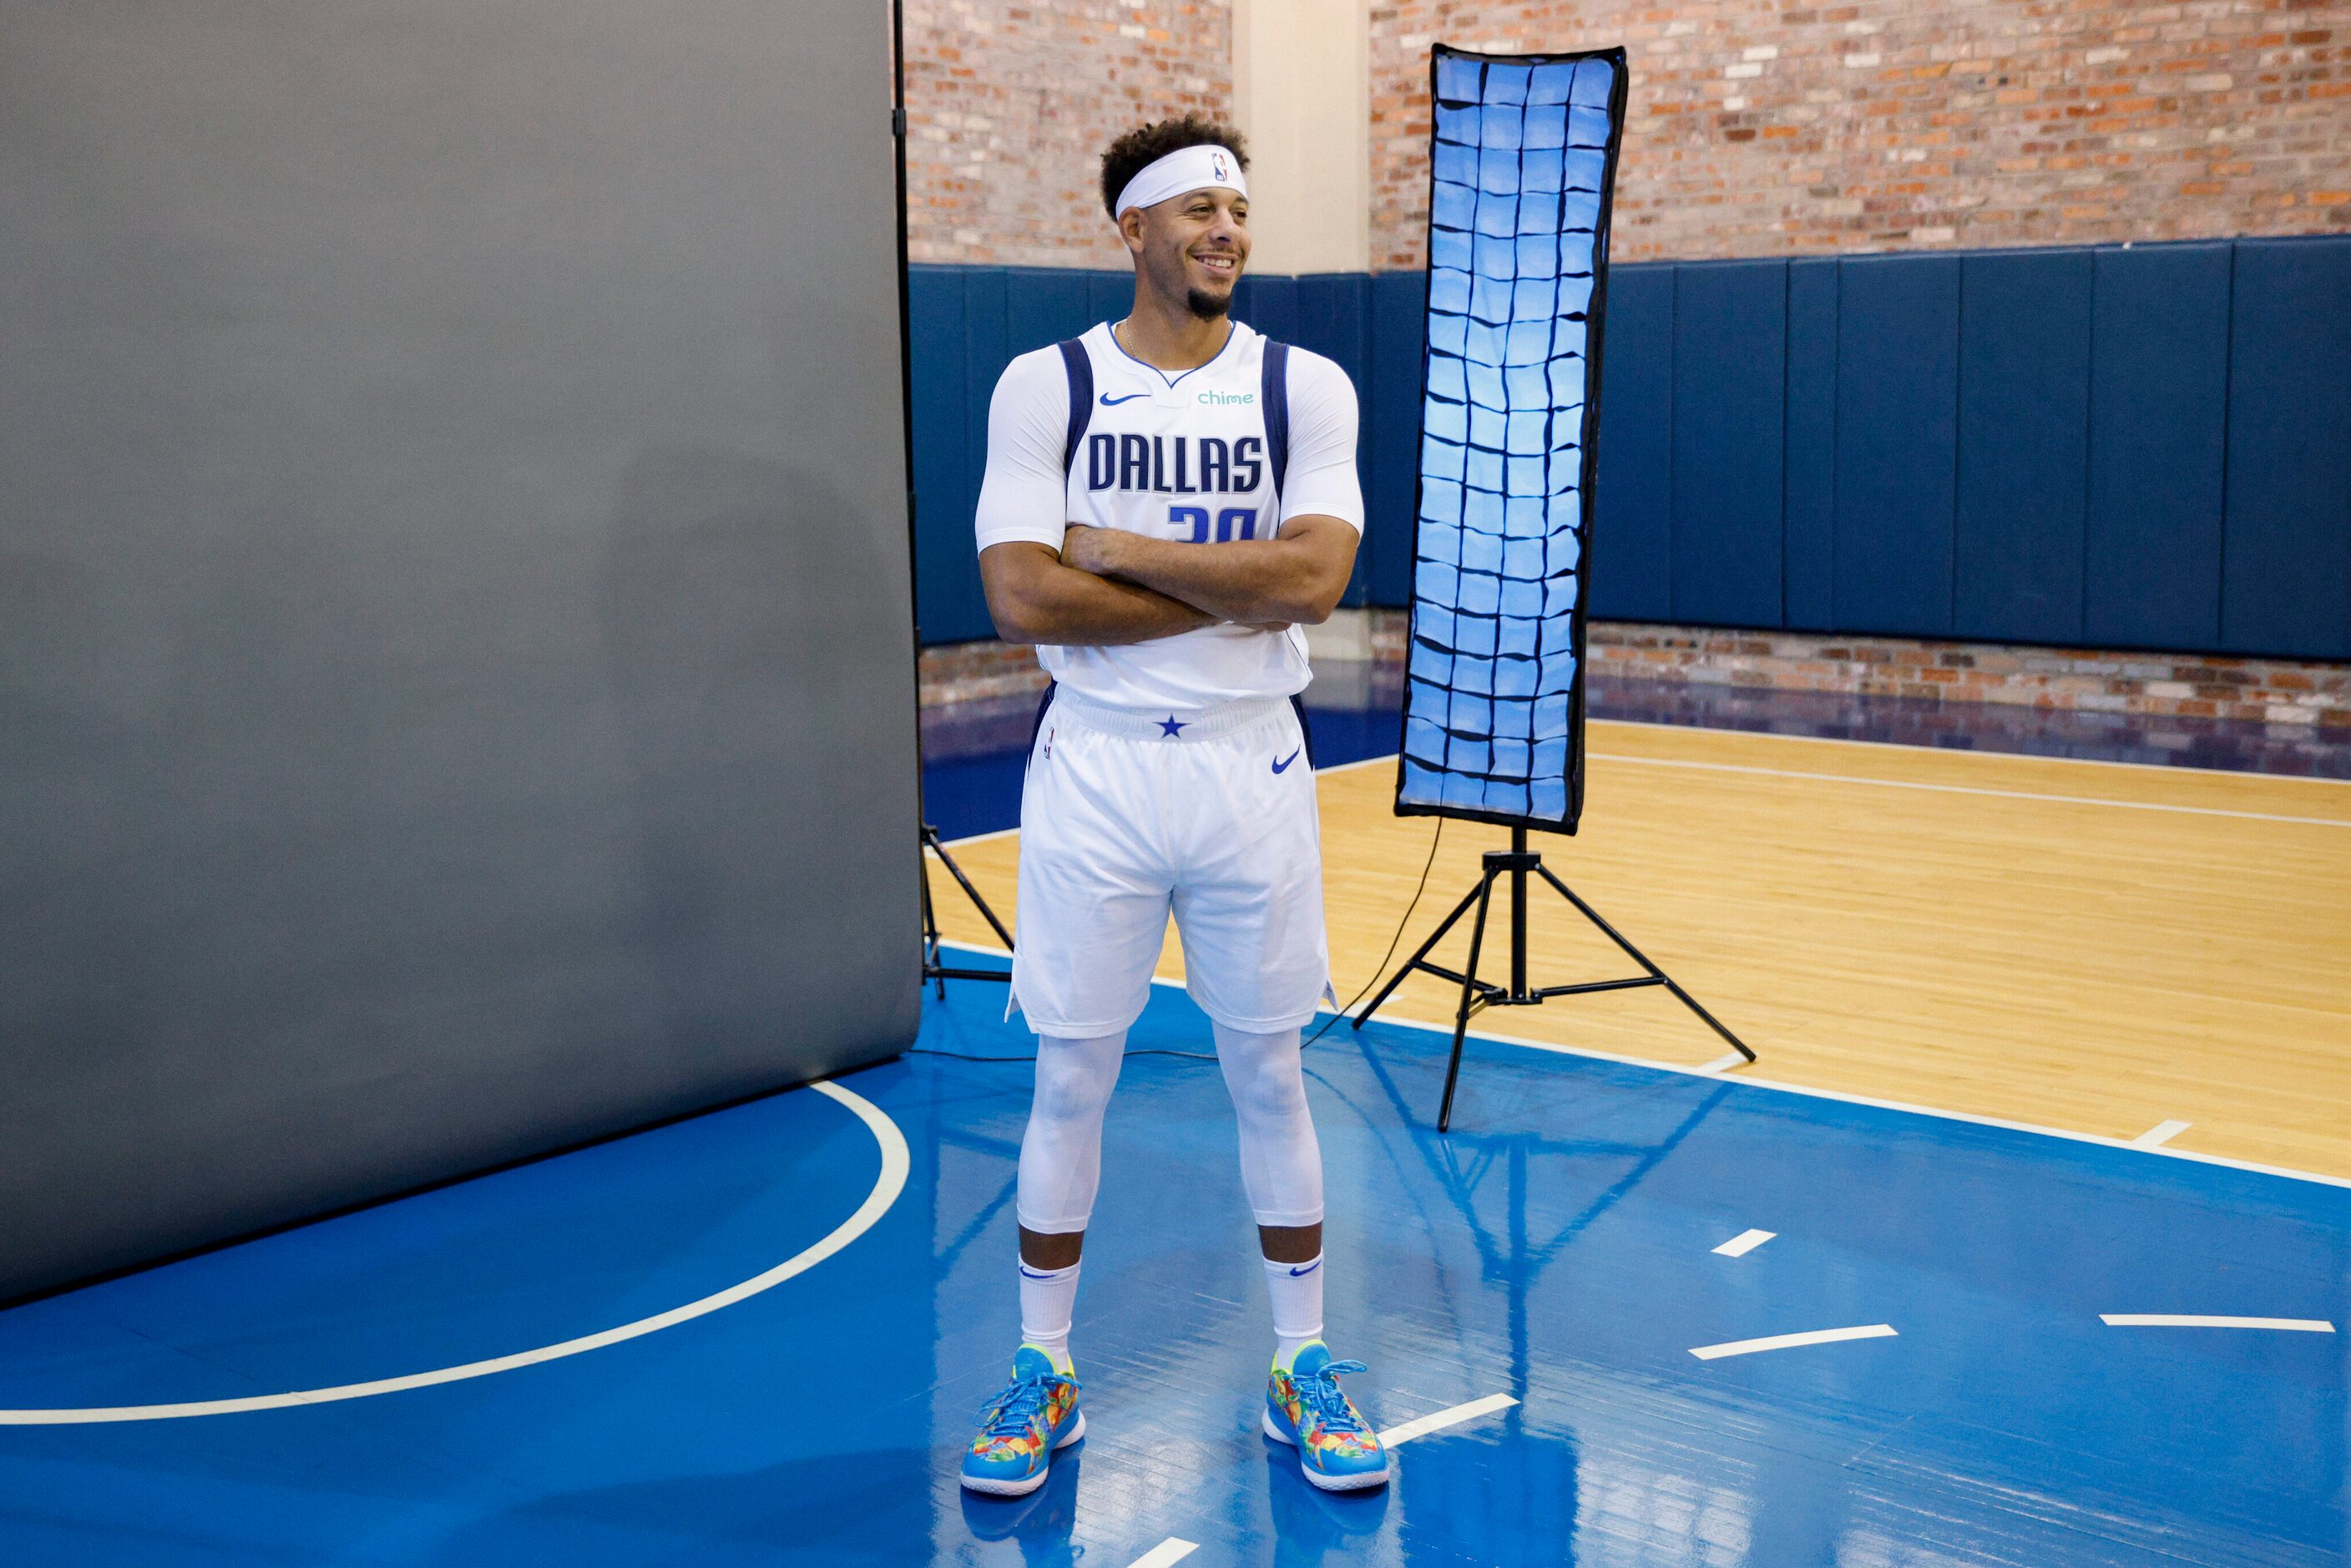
[1067,525,1351,626]
[984,551,1216,646]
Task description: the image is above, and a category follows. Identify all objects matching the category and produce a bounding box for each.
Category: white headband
[1113,144,1247,219]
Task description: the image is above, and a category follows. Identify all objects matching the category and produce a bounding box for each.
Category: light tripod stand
[1352,827,1754,1131]
[920,815,1014,994]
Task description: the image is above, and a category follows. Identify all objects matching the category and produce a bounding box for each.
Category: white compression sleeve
[1213,1023,1326,1229]
[1015,1030,1128,1234]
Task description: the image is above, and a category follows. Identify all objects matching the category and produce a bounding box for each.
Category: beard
[1184,285,1233,321]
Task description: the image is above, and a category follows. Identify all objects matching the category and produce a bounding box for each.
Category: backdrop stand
[921,819,1015,994]
[892,0,1014,997]
[1352,827,1753,1131]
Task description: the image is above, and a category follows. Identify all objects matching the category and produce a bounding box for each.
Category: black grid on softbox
[1395,44,1628,832]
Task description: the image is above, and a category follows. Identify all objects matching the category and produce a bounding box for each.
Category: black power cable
[1302,818,1443,1049]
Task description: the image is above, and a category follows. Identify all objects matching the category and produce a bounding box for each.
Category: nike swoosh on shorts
[1272,749,1302,774]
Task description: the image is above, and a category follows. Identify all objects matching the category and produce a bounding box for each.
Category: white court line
[1698,1051,1750,1075]
[1377,1390,1517,1448]
[1712,1229,1776,1257]
[2101,1314,2336,1333]
[1590,715,2351,785]
[1586,751,2351,829]
[0,1080,908,1426]
[933,826,1019,849]
[1115,1397,1507,1567]
[1691,1323,1898,1360]
[2132,1120,2193,1149]
[931,935,2351,1195]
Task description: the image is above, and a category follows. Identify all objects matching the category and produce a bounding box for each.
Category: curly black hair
[1099,114,1250,220]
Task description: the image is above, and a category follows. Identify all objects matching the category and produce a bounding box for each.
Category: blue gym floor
[7,684,2348,1565]
[1,948,2343,1565]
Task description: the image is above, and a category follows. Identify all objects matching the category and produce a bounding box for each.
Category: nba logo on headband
[1114,144,1248,218]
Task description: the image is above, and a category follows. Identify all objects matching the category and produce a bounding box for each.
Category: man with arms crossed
[958,115,1388,1499]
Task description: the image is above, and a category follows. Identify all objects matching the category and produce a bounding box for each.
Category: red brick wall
[903,0,1234,267]
[1371,0,2351,268]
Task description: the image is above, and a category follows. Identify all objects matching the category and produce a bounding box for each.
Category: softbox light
[1395,43,1629,833]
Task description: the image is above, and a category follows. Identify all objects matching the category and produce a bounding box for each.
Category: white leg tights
[1213,1022,1325,1229]
[1014,1030,1127,1235]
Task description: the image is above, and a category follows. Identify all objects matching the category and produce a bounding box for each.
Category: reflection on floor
[2,963,2341,1565]
[920,663,2351,842]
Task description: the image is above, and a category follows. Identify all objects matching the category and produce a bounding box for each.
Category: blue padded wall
[1954,247,2092,645]
[908,266,983,644]
[908,235,2351,661]
[1834,253,1961,637]
[1368,271,1430,607]
[1589,264,1674,621]
[955,267,1008,637]
[1281,273,1376,604]
[2222,237,2351,660]
[2086,241,2231,650]
[1782,257,1841,630]
[1671,260,1786,628]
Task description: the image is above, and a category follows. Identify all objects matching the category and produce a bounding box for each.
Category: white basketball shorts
[1009,691,1333,1037]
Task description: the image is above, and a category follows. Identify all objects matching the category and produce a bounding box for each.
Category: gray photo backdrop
[0,0,920,1300]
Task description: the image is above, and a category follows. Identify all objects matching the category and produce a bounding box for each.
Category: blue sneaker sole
[959,1409,1086,1498]
[1261,1408,1391,1492]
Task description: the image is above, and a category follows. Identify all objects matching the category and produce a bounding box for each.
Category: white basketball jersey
[974,320,1363,714]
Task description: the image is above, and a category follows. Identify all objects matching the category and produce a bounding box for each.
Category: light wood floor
[929,719,2351,1180]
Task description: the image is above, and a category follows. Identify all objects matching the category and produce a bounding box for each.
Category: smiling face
[1120,186,1250,321]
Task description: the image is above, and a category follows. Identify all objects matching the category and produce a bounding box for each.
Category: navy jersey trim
[1055,338,1093,473]
[1261,339,1291,503]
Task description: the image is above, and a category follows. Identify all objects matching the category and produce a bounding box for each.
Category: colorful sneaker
[960,1347,1084,1498]
[1262,1342,1390,1492]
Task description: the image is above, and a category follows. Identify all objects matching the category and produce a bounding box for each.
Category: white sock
[1264,1252,1324,1367]
[1019,1258,1080,1373]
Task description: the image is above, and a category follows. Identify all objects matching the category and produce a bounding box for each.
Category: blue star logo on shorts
[1159,715,1188,736]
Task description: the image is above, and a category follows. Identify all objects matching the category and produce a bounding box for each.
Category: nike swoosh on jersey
[1272,749,1302,774]
[1099,392,1148,405]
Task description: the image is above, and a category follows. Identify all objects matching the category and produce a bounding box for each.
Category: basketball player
[958,115,1388,1499]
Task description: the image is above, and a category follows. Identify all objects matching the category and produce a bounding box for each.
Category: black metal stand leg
[1437,873,1498,1133]
[924,824,1015,950]
[920,846,946,999]
[919,822,1017,987]
[1352,878,1489,1029]
[1347,832,1755,1131]
[1535,866,1755,1061]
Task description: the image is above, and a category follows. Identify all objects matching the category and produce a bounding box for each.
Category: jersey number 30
[1169,505,1259,543]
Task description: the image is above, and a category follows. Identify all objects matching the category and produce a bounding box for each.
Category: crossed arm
[978,515,1359,647]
